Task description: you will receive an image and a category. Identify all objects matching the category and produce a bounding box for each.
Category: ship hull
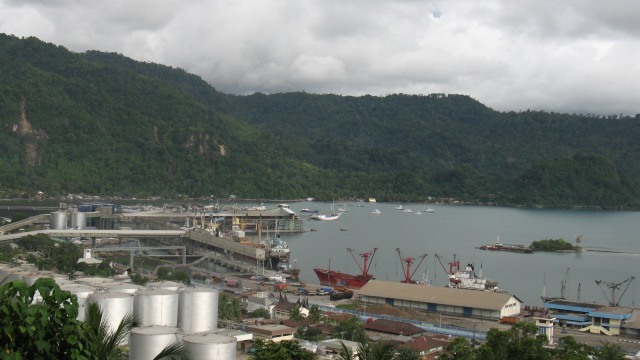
[313,268,373,289]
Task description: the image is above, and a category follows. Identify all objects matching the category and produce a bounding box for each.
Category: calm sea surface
[279,202,640,308]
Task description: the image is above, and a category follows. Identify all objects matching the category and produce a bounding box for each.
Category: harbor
[2,200,640,355]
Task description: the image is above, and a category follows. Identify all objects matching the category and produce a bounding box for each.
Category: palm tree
[290,305,304,323]
[358,341,397,360]
[218,293,243,321]
[84,302,189,360]
[84,302,139,360]
[339,340,404,360]
[308,304,322,324]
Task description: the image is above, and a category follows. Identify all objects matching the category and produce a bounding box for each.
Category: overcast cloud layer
[2,0,639,115]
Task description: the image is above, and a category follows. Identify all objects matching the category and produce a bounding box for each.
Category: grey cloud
[0,0,638,115]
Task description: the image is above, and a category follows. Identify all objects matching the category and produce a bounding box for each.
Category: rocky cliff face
[15,97,47,166]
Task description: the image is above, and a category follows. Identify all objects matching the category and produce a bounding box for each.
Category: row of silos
[129,328,237,360]
[1,270,236,359]
[49,210,86,230]
[77,286,220,334]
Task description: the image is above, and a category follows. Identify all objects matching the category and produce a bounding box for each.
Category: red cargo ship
[314,247,377,289]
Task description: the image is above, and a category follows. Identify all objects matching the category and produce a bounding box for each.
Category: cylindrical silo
[0,266,16,285]
[182,333,236,360]
[70,211,86,229]
[178,287,219,333]
[134,289,179,327]
[86,292,134,343]
[146,281,185,291]
[18,271,41,286]
[102,282,144,295]
[61,283,97,320]
[50,211,68,230]
[129,326,182,360]
[1,268,23,285]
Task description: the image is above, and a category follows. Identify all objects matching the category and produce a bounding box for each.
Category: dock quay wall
[187,229,266,261]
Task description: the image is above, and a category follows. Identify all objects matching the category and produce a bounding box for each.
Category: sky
[1,0,639,116]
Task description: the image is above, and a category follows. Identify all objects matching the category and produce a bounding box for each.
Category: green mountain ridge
[1,34,639,208]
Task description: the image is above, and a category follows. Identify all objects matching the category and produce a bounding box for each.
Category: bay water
[280,202,640,308]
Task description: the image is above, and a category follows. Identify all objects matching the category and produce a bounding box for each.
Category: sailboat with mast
[310,201,343,221]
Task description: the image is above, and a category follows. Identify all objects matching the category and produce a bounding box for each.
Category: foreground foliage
[0,278,91,359]
[0,279,190,360]
[440,322,626,360]
[250,339,316,360]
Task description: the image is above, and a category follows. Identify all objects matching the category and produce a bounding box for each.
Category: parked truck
[274,283,288,292]
[317,287,333,295]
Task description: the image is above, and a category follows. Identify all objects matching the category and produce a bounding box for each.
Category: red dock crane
[347,247,378,279]
[397,248,427,283]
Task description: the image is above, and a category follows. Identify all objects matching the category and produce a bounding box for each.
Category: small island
[530,238,579,252]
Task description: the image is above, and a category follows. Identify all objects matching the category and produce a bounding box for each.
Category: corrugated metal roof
[359,280,519,310]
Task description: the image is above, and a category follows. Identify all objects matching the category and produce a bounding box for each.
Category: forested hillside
[1,34,639,208]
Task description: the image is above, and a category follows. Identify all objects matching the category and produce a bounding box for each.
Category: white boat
[403,209,413,213]
[310,213,342,221]
[395,205,404,210]
[414,211,422,215]
[437,255,500,291]
[424,207,435,213]
[371,209,381,214]
[311,202,343,220]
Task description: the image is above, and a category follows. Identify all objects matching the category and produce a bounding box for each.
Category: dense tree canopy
[440,322,626,360]
[2,34,640,208]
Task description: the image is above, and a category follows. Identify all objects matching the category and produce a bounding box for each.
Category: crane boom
[397,248,427,283]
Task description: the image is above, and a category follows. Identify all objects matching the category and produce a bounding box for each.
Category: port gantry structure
[0,205,305,275]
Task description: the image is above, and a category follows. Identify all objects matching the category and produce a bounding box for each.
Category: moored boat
[314,247,377,289]
[436,254,502,292]
[479,242,533,253]
[478,235,533,253]
[266,234,291,268]
[310,213,342,221]
[300,208,319,214]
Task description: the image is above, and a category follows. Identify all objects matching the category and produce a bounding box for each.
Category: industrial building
[358,280,522,320]
[544,299,640,337]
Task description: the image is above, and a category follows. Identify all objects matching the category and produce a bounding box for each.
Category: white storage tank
[1,268,23,285]
[70,211,86,229]
[18,271,41,286]
[101,282,144,295]
[178,287,219,333]
[60,284,97,321]
[182,333,236,360]
[129,326,182,360]
[50,211,68,230]
[50,274,74,286]
[86,292,134,343]
[76,277,115,286]
[134,289,179,327]
[146,281,185,291]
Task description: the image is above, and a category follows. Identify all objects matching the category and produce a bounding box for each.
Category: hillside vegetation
[1,34,640,208]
